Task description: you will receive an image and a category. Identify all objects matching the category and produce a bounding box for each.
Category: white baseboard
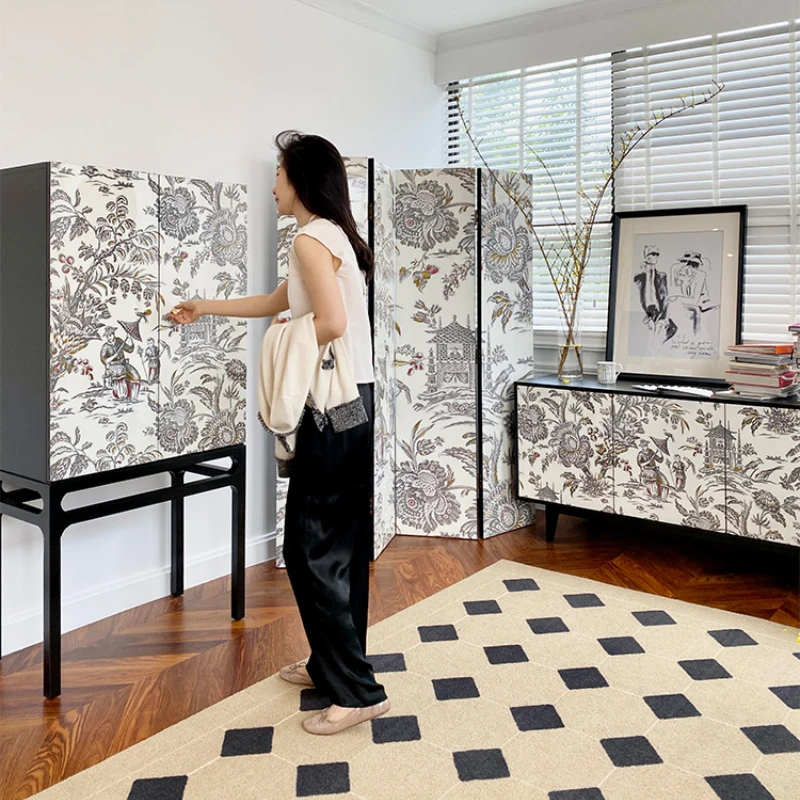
[1,531,277,658]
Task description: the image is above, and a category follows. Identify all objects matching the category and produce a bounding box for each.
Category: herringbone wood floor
[1,512,798,800]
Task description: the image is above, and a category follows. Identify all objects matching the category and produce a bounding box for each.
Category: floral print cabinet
[0,162,247,483]
[515,378,800,548]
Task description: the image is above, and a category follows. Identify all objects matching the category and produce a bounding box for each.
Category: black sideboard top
[516,372,800,409]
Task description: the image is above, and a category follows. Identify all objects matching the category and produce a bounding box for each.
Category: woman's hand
[270,315,289,327]
[168,300,203,325]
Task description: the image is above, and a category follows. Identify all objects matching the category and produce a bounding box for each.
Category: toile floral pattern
[47,164,247,479]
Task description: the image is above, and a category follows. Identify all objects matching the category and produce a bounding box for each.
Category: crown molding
[294,0,438,53]
[437,0,668,53]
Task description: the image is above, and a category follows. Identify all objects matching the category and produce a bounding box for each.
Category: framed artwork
[607,205,746,383]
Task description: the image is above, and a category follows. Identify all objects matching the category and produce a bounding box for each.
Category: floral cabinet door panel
[516,385,614,512]
[725,404,800,546]
[157,175,248,457]
[48,163,163,478]
[612,396,726,532]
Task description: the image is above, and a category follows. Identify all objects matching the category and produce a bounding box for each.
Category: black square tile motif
[679,659,732,681]
[741,724,800,755]
[549,790,606,800]
[418,624,459,643]
[528,617,569,634]
[564,593,604,608]
[643,694,701,720]
[632,610,676,627]
[598,636,645,656]
[368,653,407,673]
[705,773,775,800]
[127,776,188,800]
[600,736,663,767]
[432,677,480,700]
[484,644,529,665]
[372,715,422,744]
[221,726,274,757]
[511,704,564,731]
[453,748,510,781]
[708,629,758,647]
[464,600,502,615]
[794,652,800,661]
[559,667,608,690]
[296,762,350,797]
[504,578,540,592]
[299,689,331,711]
[769,684,800,710]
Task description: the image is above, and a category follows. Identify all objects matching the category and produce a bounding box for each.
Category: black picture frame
[606,205,747,385]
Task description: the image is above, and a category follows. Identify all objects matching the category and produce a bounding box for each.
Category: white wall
[0,0,443,656]
[436,0,800,83]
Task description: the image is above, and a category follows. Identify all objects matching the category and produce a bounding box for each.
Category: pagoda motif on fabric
[704,423,742,470]
[426,315,477,392]
[178,293,218,351]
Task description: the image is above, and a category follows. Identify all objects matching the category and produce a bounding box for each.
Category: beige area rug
[31,560,800,800]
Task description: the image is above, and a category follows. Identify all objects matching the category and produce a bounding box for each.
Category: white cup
[597,361,623,384]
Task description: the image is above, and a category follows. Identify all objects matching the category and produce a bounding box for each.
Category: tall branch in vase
[457,81,725,379]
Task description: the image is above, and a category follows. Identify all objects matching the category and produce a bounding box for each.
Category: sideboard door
[724,403,800,546]
[516,386,614,512]
[158,174,248,457]
[612,396,726,532]
[48,164,161,478]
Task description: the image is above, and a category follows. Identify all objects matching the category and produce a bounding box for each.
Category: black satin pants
[283,383,387,708]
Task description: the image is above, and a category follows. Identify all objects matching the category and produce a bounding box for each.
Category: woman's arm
[170,281,289,323]
[294,234,347,346]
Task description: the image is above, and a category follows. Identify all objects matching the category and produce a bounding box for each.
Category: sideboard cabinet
[515,376,800,548]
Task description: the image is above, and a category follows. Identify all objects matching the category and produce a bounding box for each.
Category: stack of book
[788,323,800,361]
[724,343,798,399]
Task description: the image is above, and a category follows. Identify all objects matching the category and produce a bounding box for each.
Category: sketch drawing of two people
[633,244,714,343]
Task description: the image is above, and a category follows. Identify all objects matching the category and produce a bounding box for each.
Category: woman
[169,131,389,735]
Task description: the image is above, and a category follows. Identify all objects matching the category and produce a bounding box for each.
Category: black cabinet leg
[231,459,246,621]
[545,504,560,543]
[43,516,64,699]
[0,506,3,659]
[170,470,185,597]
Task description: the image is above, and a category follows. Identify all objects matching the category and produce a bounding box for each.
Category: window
[448,20,800,342]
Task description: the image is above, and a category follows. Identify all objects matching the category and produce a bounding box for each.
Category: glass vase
[557,296,584,383]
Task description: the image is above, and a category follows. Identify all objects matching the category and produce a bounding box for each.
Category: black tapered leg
[545,504,560,543]
[170,470,185,597]
[231,454,246,621]
[42,488,66,699]
[0,504,3,659]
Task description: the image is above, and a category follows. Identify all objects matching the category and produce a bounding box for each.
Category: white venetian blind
[613,21,800,342]
[447,56,613,331]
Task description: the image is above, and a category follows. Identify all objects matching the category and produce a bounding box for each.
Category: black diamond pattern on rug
[598,636,645,656]
[707,629,759,647]
[418,624,459,642]
[679,659,732,681]
[127,776,188,800]
[371,715,422,744]
[549,789,606,800]
[632,610,676,626]
[369,653,407,673]
[794,652,800,660]
[705,773,776,800]
[528,617,570,634]
[769,685,800,710]
[643,693,701,720]
[432,677,480,700]
[299,689,331,711]
[464,600,502,615]
[503,578,540,592]
[600,736,663,767]
[220,726,274,757]
[484,644,529,665]
[296,762,350,797]
[741,724,800,755]
[511,704,564,731]
[564,593,604,608]
[559,667,608,690]
[453,748,510,781]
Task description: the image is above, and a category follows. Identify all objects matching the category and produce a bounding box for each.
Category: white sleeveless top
[287,217,374,384]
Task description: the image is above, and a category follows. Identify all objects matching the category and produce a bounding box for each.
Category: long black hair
[274,130,374,282]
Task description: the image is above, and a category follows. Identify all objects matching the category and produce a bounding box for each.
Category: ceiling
[355,0,590,34]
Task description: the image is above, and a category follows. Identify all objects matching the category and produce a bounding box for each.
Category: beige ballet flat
[302,699,391,735]
[279,660,315,687]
